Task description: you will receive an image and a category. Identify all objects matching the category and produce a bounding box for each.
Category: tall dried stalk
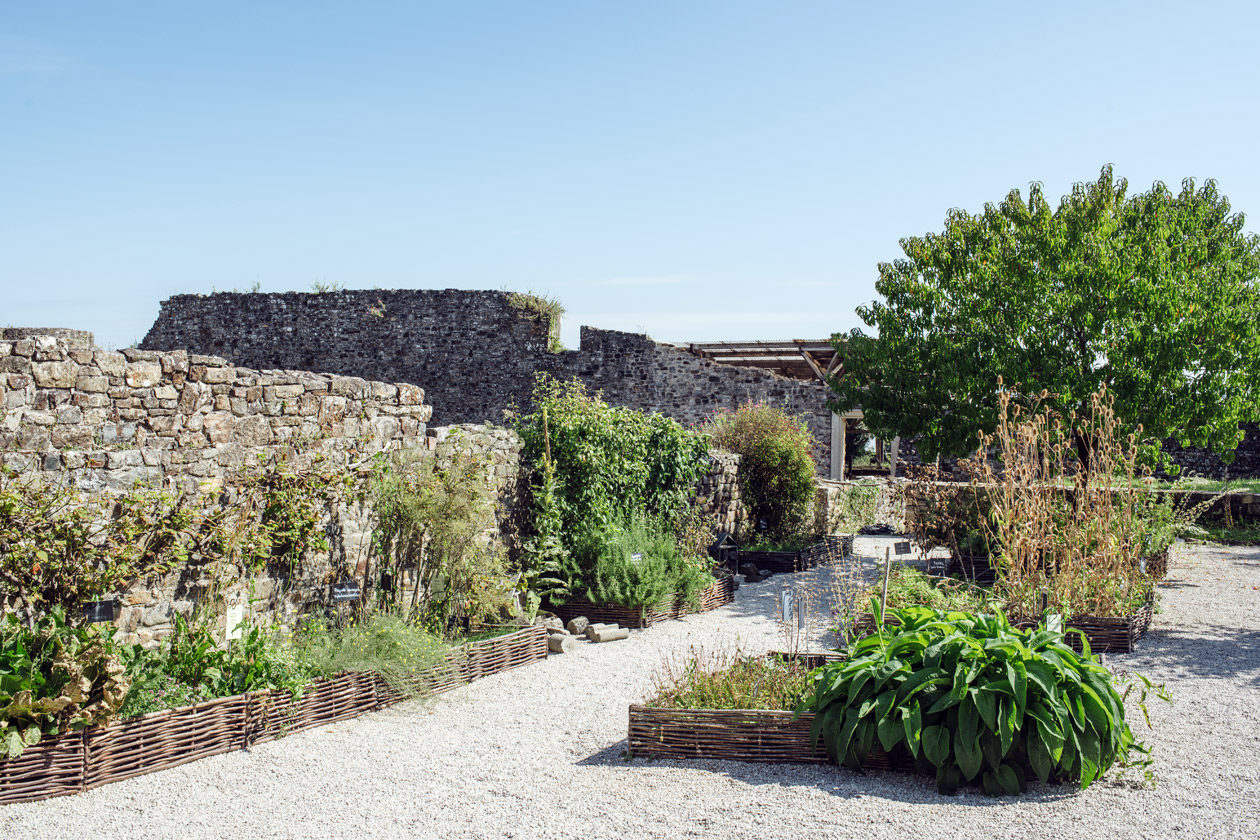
[974,384,1155,619]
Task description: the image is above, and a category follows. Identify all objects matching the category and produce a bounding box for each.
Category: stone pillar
[831,412,844,481]
[889,437,901,479]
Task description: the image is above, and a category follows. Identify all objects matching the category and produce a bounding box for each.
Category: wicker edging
[545,575,737,630]
[850,596,1156,654]
[0,624,548,806]
[627,704,1037,784]
[738,535,851,575]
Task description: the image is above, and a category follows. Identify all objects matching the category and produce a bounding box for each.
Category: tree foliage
[830,166,1260,463]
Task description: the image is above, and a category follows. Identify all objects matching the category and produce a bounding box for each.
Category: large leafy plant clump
[705,401,816,541]
[0,609,128,758]
[800,604,1156,795]
[517,376,711,606]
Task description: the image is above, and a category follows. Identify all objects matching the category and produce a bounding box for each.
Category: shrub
[367,444,514,635]
[974,385,1169,618]
[0,609,128,758]
[517,376,710,601]
[799,603,1161,794]
[0,470,196,620]
[705,401,816,541]
[584,517,713,610]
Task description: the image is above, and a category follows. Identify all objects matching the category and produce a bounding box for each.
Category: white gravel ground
[3,537,1258,839]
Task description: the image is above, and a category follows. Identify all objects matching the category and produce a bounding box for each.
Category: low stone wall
[814,479,905,534]
[1,334,430,492]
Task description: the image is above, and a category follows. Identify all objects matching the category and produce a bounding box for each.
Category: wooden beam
[798,348,829,386]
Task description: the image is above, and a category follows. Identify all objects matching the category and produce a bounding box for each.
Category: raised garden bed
[545,575,737,630]
[0,624,548,806]
[627,705,1035,783]
[738,535,851,575]
[850,596,1156,654]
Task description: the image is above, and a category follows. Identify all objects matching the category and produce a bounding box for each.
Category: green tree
[830,166,1260,468]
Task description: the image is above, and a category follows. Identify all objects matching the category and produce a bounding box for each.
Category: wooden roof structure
[686,339,842,385]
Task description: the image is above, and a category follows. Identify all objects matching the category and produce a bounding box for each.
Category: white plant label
[226,603,245,640]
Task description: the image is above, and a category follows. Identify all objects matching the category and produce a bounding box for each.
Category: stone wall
[0,332,437,644]
[814,479,905,534]
[141,289,836,472]
[694,449,744,536]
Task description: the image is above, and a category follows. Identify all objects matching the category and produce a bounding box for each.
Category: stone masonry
[140,289,837,472]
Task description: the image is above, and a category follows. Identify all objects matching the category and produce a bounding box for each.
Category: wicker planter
[628,704,1037,783]
[0,624,548,806]
[739,536,850,575]
[546,575,737,630]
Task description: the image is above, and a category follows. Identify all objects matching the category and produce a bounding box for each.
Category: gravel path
[3,538,1259,839]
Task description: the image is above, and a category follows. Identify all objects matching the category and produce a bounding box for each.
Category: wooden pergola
[687,338,899,481]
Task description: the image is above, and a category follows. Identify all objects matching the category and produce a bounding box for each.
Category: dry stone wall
[142,290,837,472]
[0,332,437,644]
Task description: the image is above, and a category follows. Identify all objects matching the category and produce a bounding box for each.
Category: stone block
[232,414,273,446]
[32,360,79,388]
[566,616,590,636]
[75,375,109,393]
[548,633,577,654]
[201,366,236,385]
[588,625,629,643]
[203,413,235,443]
[125,361,163,388]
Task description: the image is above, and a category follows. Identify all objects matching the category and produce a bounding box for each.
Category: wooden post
[880,547,892,616]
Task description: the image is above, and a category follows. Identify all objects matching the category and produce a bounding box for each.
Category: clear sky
[3,1,1258,351]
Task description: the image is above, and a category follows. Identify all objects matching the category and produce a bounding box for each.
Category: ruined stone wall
[141,289,551,432]
[561,327,833,471]
[142,289,836,472]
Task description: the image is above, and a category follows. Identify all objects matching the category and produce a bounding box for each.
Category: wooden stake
[880,547,892,616]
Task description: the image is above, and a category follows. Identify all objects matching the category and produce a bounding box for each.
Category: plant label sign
[630,552,643,564]
[894,541,912,556]
[83,599,116,624]
[226,603,245,640]
[332,580,361,603]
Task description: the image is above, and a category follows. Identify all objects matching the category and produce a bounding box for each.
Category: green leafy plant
[367,445,514,634]
[705,401,816,541]
[517,376,710,601]
[0,609,128,758]
[119,612,311,719]
[831,165,1260,469]
[799,603,1163,795]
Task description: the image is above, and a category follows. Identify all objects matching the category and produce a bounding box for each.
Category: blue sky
[3,1,1258,351]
